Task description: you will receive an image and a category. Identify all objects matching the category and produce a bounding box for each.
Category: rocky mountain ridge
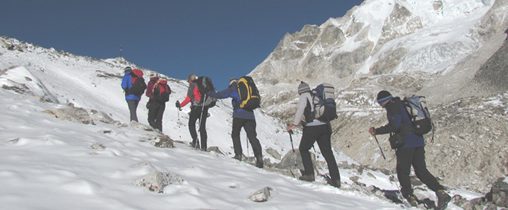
[251,0,508,192]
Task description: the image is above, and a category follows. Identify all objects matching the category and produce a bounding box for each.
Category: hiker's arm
[208,87,232,100]
[375,104,402,135]
[292,94,308,126]
[180,96,191,107]
[121,75,130,90]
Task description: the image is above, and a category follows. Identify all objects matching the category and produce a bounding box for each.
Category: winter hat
[376,90,393,105]
[298,81,311,95]
[124,66,132,72]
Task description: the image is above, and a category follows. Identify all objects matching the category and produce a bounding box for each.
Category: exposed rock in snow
[248,187,273,202]
[135,171,185,193]
[153,134,175,148]
[0,66,58,103]
[43,104,120,125]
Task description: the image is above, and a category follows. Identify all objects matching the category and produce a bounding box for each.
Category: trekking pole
[288,130,295,152]
[372,134,386,160]
[196,94,207,150]
[288,130,299,178]
[177,107,180,128]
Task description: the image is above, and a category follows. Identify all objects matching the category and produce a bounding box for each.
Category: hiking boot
[255,157,264,168]
[327,178,341,188]
[233,154,242,161]
[298,174,315,182]
[436,190,451,210]
[190,141,200,149]
[405,194,418,207]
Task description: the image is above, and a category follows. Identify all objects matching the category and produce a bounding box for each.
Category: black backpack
[237,76,261,111]
[153,82,171,103]
[195,76,217,107]
[303,83,338,123]
[128,71,146,97]
[403,95,435,141]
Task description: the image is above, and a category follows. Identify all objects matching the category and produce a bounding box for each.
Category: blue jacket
[208,83,255,120]
[121,72,141,101]
[375,97,424,148]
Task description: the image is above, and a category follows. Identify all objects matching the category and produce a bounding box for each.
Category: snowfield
[0,37,416,209]
[0,90,402,209]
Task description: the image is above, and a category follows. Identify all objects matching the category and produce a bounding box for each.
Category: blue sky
[0,0,362,88]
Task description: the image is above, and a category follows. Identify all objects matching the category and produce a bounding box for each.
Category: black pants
[396,146,443,197]
[127,100,139,122]
[188,106,209,150]
[231,118,262,158]
[147,100,165,132]
[299,124,340,181]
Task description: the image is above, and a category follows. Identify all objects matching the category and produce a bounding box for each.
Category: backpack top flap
[404,95,430,120]
[196,76,216,107]
[315,83,335,100]
[197,76,215,94]
[313,83,337,122]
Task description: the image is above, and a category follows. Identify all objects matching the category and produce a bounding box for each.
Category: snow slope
[0,90,402,209]
[0,37,427,209]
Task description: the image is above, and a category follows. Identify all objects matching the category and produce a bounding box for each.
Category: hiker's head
[187,74,197,83]
[298,81,310,95]
[124,66,132,73]
[376,90,393,107]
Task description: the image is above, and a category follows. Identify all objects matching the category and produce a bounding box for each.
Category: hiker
[175,74,211,151]
[208,78,264,168]
[146,73,160,126]
[121,67,146,122]
[369,90,451,209]
[287,81,341,188]
[147,77,171,132]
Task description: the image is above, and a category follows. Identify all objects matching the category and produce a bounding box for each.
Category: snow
[0,89,401,209]
[0,38,408,209]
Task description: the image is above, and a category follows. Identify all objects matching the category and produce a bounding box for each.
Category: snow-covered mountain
[250,0,508,192]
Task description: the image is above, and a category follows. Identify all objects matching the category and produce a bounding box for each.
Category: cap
[298,81,311,95]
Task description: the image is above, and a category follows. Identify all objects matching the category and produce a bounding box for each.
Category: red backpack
[153,79,171,102]
[128,69,146,96]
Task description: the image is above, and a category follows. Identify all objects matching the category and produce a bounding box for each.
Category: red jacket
[180,82,201,107]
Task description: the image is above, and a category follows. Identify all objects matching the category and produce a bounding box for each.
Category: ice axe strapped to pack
[237,76,261,111]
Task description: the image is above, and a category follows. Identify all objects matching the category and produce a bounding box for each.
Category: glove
[369,127,376,135]
[287,124,296,133]
[175,100,181,111]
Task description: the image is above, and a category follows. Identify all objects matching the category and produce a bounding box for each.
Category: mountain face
[251,0,508,192]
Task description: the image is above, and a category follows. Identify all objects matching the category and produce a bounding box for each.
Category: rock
[90,143,106,151]
[135,171,184,193]
[490,177,508,207]
[207,146,224,155]
[249,187,273,202]
[44,106,92,124]
[154,135,175,148]
[452,194,468,207]
[349,176,360,183]
[276,150,316,170]
[266,147,282,160]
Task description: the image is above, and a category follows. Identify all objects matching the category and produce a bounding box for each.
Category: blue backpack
[304,83,338,123]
